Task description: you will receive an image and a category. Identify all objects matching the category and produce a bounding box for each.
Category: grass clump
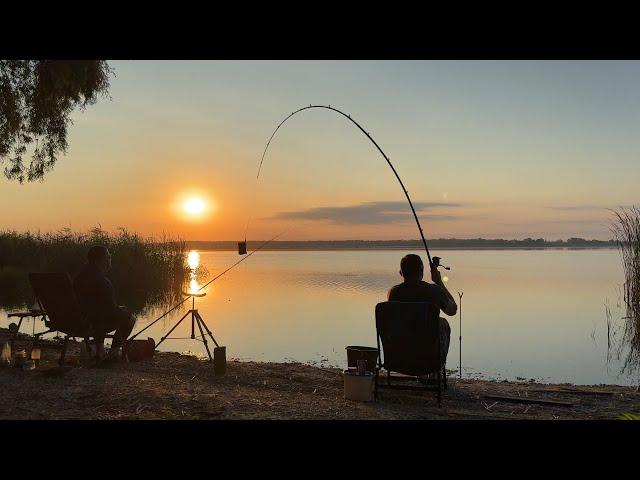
[619,412,640,420]
[612,207,640,374]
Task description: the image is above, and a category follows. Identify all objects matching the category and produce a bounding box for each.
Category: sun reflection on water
[187,250,201,293]
[187,250,200,270]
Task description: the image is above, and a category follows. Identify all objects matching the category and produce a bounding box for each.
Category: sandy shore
[1,330,638,420]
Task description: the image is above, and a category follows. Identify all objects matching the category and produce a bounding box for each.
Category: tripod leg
[194,314,213,362]
[155,310,191,349]
[195,312,220,348]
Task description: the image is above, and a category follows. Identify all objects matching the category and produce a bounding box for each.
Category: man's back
[388,280,449,311]
[73,262,117,320]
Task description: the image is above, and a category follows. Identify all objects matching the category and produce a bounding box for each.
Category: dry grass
[2,329,639,420]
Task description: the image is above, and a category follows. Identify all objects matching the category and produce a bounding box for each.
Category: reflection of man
[388,254,457,362]
[73,246,136,361]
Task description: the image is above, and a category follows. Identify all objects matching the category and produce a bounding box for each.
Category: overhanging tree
[0,60,113,183]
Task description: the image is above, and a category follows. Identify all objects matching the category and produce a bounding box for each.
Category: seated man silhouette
[73,245,136,361]
[388,254,457,364]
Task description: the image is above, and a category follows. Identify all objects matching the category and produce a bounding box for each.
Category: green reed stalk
[612,207,640,373]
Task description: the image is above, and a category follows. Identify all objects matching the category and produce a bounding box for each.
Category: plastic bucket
[345,346,378,372]
[344,371,375,402]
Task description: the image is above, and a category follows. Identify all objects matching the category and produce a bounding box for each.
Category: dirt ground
[1,330,639,420]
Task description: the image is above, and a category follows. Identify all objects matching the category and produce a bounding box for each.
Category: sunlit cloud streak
[548,205,634,211]
[271,201,462,225]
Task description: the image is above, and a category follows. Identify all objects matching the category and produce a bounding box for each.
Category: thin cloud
[499,219,610,227]
[548,204,634,211]
[271,201,462,225]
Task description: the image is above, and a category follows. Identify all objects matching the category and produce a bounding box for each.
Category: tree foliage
[0,60,113,182]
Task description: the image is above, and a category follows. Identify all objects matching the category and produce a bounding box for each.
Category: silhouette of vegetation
[185,238,617,251]
[0,228,188,314]
[0,60,113,182]
[612,207,640,374]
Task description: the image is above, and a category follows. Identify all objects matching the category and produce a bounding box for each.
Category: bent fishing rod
[129,230,286,340]
[256,104,434,267]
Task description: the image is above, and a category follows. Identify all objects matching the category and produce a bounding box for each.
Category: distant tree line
[185,238,617,251]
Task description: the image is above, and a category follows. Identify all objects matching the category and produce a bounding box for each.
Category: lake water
[2,248,637,386]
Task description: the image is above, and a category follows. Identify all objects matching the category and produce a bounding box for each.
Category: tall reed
[612,207,640,373]
[0,227,189,314]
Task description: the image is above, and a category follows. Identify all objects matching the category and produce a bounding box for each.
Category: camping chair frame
[374,301,447,407]
[28,273,114,366]
[29,314,115,367]
[6,310,47,350]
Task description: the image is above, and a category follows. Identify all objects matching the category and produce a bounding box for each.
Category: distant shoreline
[185,239,618,251]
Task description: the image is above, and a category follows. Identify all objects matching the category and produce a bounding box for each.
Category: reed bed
[612,207,640,374]
[0,227,189,314]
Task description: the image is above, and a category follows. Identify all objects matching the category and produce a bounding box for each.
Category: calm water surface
[2,249,635,385]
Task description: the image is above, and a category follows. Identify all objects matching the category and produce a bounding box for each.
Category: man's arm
[388,285,397,301]
[99,277,120,317]
[430,266,457,316]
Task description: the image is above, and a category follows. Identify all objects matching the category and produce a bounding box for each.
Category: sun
[182,197,206,216]
[173,191,214,221]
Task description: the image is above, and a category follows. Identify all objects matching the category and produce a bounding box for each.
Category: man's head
[87,245,111,274]
[399,254,423,282]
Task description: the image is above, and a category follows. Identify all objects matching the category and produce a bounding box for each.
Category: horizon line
[185,237,616,243]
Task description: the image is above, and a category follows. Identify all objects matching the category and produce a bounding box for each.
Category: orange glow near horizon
[1,61,637,242]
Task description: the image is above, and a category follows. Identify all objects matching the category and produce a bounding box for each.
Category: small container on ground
[214,346,226,375]
[344,370,375,402]
[345,346,378,372]
[1,342,11,366]
[13,349,26,369]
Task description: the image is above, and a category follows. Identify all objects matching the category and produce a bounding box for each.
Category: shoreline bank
[1,329,638,420]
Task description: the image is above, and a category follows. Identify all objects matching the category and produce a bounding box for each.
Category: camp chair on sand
[375,301,447,406]
[28,272,114,366]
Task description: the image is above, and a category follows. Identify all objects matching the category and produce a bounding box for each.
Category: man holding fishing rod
[388,254,457,363]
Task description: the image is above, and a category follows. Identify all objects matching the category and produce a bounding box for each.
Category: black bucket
[345,345,378,372]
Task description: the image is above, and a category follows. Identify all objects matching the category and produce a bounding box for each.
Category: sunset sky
[2,60,639,241]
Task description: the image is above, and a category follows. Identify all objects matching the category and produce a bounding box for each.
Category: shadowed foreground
[1,331,639,420]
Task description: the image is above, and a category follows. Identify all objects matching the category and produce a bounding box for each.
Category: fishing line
[129,229,287,340]
[242,167,261,246]
[250,104,434,267]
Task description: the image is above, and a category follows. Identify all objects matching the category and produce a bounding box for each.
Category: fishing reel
[432,256,450,271]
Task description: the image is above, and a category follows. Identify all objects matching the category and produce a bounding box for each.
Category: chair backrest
[375,301,441,376]
[28,272,88,336]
